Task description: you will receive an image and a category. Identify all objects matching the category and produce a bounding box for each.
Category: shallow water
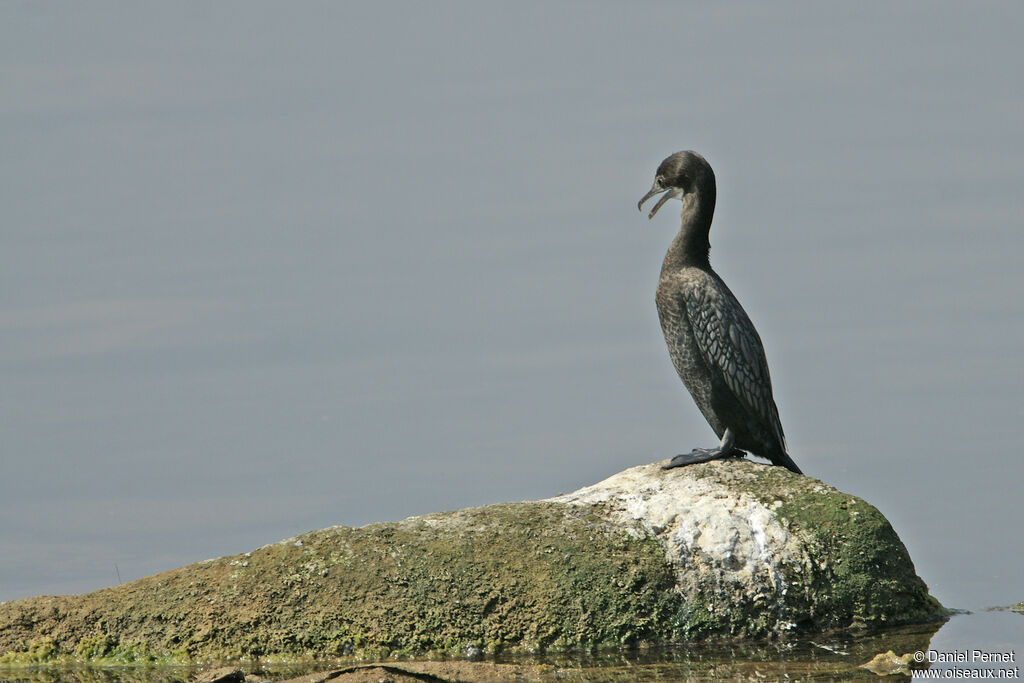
[1,612,1019,682]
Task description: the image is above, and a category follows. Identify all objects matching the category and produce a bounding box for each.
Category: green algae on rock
[0,460,945,664]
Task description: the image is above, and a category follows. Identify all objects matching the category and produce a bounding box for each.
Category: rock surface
[860,650,918,676]
[0,460,944,663]
[193,667,246,683]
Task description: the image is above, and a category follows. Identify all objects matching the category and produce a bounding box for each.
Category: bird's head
[638,150,716,219]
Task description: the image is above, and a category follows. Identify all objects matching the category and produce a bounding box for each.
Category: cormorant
[638,151,802,474]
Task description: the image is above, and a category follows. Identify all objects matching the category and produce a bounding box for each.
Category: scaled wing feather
[683,280,786,450]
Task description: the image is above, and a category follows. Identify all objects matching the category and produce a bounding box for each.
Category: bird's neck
[662,190,716,273]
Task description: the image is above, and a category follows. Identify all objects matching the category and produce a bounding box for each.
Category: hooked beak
[638,183,682,219]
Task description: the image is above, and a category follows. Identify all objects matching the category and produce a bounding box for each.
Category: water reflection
[0,621,945,682]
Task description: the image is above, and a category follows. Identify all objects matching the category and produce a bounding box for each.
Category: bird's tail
[773,451,803,475]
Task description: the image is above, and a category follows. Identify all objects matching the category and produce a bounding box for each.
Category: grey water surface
[3,1,1022,652]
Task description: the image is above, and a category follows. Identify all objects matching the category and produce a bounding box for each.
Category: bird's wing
[683,274,786,450]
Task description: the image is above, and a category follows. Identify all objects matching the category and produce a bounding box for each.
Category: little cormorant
[638,151,802,474]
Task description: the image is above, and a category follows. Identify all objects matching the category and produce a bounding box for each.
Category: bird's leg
[662,428,744,470]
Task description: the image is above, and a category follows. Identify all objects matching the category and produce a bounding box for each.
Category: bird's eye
[656,175,665,187]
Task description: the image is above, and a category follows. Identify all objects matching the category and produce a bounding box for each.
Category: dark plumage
[638,151,802,474]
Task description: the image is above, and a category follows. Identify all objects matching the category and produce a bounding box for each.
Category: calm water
[2,0,1022,657]
[0,615,1020,681]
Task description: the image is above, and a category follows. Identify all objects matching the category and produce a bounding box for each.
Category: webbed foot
[661,447,745,470]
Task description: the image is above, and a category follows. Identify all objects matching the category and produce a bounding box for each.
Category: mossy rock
[0,460,945,664]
